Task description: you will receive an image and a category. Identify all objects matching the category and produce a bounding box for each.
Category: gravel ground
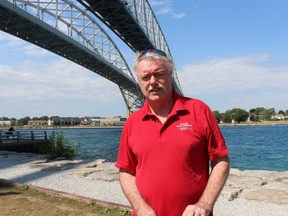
[1,151,288,216]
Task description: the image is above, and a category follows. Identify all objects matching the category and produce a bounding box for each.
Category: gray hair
[133,51,175,78]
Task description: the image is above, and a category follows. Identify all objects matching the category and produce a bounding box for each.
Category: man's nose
[150,75,157,84]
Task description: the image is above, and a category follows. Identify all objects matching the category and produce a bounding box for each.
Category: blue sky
[1,0,288,119]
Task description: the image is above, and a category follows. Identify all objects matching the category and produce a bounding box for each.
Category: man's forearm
[199,155,230,209]
[182,155,230,216]
[119,169,156,216]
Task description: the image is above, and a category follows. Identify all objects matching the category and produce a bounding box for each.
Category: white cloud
[0,57,126,118]
[0,32,50,57]
[0,58,120,101]
[173,13,186,19]
[149,0,170,7]
[149,0,185,19]
[22,44,51,56]
[179,55,287,94]
[157,6,173,15]
[0,34,127,118]
[178,55,288,111]
[0,30,134,118]
[0,32,23,47]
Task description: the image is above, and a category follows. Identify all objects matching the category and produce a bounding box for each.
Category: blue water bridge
[0,0,182,115]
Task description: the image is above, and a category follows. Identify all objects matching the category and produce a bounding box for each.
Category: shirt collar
[141,90,188,120]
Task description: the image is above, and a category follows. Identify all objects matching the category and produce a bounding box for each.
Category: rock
[244,189,288,204]
[228,188,243,201]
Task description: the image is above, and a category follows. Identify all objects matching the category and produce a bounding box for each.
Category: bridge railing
[0,130,48,144]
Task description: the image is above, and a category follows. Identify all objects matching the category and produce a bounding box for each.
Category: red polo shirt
[116,91,229,216]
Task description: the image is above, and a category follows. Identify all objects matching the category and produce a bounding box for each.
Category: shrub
[37,131,79,160]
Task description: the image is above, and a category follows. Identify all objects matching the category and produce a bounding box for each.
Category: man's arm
[119,169,157,216]
[182,155,230,216]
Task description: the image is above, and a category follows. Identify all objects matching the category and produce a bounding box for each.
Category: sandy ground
[0,151,288,216]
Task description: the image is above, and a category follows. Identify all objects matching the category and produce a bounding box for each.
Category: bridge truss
[0,0,182,115]
[78,0,182,94]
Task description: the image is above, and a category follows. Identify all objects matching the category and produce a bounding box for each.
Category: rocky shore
[0,151,287,215]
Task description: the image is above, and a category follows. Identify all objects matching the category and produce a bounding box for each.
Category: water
[220,125,288,171]
[48,128,122,162]
[44,125,288,171]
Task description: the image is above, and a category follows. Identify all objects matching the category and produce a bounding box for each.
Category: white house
[271,114,285,120]
[0,121,11,126]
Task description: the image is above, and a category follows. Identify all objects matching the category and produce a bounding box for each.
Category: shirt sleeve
[115,119,138,175]
[203,105,229,161]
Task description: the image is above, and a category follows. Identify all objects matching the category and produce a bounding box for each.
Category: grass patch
[0,183,131,216]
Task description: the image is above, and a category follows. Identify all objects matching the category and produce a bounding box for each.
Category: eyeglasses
[138,48,167,59]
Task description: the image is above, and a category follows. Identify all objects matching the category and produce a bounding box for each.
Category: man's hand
[182,202,212,216]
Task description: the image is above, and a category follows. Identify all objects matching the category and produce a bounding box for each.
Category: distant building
[22,116,126,127]
[48,119,52,126]
[80,118,90,126]
[271,114,285,120]
[114,117,127,126]
[98,117,127,126]
[89,118,101,126]
[27,120,48,127]
[51,117,81,126]
[0,121,11,126]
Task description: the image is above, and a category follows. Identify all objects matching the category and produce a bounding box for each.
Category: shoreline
[219,120,288,127]
[0,125,124,130]
[0,151,287,216]
[1,120,288,130]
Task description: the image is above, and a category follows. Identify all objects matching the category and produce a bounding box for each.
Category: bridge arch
[0,0,182,116]
[0,0,143,115]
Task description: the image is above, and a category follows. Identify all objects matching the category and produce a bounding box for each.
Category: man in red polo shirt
[116,49,230,216]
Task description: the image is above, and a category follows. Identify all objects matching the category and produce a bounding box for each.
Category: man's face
[137,59,173,103]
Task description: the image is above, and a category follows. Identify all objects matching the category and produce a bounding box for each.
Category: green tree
[18,116,31,126]
[33,116,49,121]
[230,108,249,123]
[213,110,222,123]
[9,117,17,126]
[222,112,232,123]
[248,108,256,121]
[253,107,266,121]
[263,108,276,120]
[40,116,49,121]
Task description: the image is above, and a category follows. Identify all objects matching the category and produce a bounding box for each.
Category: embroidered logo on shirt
[176,123,192,131]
